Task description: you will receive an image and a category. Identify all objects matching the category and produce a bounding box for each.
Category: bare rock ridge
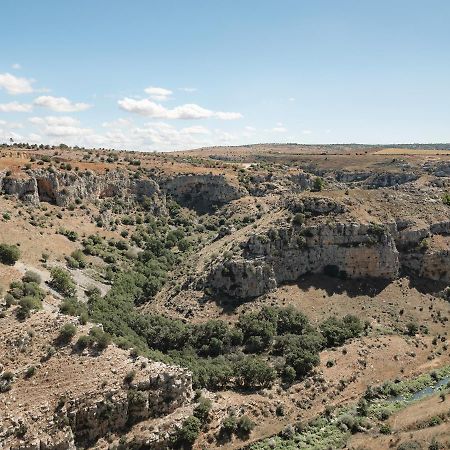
[0,162,438,211]
[207,197,450,299]
[0,169,246,213]
[0,310,194,450]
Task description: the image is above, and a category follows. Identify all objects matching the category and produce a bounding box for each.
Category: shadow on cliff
[402,273,447,296]
[294,273,392,298]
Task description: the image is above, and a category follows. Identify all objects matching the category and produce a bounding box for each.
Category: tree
[234,356,276,389]
[193,397,212,424]
[175,416,201,447]
[285,348,320,378]
[312,177,325,192]
[49,267,76,297]
[406,322,419,336]
[277,306,309,335]
[0,243,20,265]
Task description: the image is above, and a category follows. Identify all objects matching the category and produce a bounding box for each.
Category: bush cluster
[0,243,20,265]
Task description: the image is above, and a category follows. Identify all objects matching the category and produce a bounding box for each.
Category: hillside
[0,143,449,450]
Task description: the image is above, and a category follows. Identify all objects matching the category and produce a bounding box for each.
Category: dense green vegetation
[88,278,362,389]
[53,206,364,390]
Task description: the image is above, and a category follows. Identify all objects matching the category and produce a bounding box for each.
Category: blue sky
[1,0,450,150]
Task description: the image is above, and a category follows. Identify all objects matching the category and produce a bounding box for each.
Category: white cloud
[288,97,295,102]
[0,101,33,112]
[29,115,91,136]
[34,95,92,112]
[30,116,79,126]
[101,118,131,128]
[180,125,210,135]
[0,119,23,129]
[272,127,287,132]
[179,87,197,92]
[144,86,173,101]
[302,129,312,134]
[132,122,233,148]
[0,72,34,95]
[12,63,21,70]
[244,126,256,131]
[118,97,242,120]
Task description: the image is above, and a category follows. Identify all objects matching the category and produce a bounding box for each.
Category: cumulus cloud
[0,73,34,95]
[118,97,242,120]
[132,122,234,148]
[144,86,173,101]
[180,125,210,135]
[12,63,22,70]
[0,102,33,112]
[101,118,132,128]
[29,115,91,136]
[302,129,312,134]
[179,87,197,92]
[34,95,92,112]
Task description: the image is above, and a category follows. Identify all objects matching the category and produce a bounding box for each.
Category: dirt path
[14,261,110,304]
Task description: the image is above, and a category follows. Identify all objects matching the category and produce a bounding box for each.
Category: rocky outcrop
[207,208,450,299]
[208,221,400,299]
[2,360,193,450]
[65,364,192,446]
[364,172,418,189]
[0,170,246,214]
[240,172,314,197]
[160,174,246,212]
[0,169,162,209]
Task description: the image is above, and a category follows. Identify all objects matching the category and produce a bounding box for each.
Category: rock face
[161,174,246,212]
[396,221,450,283]
[3,363,193,450]
[207,198,450,299]
[0,169,162,208]
[208,221,400,299]
[65,365,192,447]
[0,170,245,214]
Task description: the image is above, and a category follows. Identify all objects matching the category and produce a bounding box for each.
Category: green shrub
[0,243,20,265]
[406,322,419,336]
[124,370,136,384]
[49,267,76,297]
[58,323,77,344]
[221,414,237,436]
[24,366,36,378]
[193,397,212,424]
[75,334,92,350]
[175,416,201,447]
[292,213,305,226]
[17,295,42,319]
[22,271,41,284]
[312,176,325,192]
[237,415,255,436]
[89,326,111,351]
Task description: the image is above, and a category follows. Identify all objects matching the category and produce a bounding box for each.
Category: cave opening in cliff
[36,178,57,204]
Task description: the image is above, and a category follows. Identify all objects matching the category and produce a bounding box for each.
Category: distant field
[375,148,450,155]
